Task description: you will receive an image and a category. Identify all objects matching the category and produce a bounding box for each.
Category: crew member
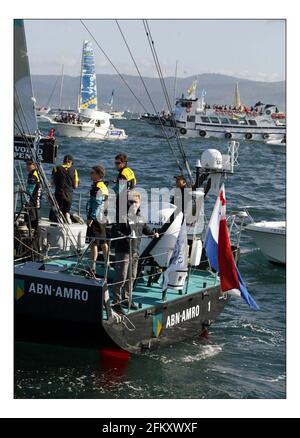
[114,153,136,191]
[112,191,159,313]
[86,165,109,274]
[114,153,136,222]
[171,175,188,216]
[194,170,211,198]
[25,160,42,230]
[51,154,79,223]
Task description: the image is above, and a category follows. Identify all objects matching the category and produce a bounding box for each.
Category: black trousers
[49,192,73,222]
[55,192,72,215]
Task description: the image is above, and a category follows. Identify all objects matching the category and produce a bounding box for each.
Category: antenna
[59,64,64,110]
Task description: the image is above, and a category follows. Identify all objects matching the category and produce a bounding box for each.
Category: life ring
[263,133,269,140]
[199,130,206,137]
[180,128,187,135]
[265,109,271,115]
[225,132,232,139]
[245,133,252,140]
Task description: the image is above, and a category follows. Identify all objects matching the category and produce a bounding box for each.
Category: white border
[1,0,299,419]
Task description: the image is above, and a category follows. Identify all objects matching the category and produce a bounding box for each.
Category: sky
[25,19,285,82]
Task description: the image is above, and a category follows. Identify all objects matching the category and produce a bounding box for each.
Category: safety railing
[69,230,176,315]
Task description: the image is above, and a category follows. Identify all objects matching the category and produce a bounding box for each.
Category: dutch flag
[204,185,259,310]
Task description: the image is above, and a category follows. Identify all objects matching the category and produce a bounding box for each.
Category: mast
[173,60,178,105]
[233,82,241,109]
[59,64,64,110]
[45,74,60,109]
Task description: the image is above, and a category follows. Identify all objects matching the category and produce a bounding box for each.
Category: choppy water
[15,120,286,399]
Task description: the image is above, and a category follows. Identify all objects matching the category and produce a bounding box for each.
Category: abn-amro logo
[15,279,25,300]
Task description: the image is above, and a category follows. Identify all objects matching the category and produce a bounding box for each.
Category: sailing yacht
[143,81,286,143]
[50,41,128,140]
[14,20,258,354]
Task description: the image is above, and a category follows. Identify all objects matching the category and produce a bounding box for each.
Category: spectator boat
[245,221,286,265]
[142,82,286,143]
[49,41,127,140]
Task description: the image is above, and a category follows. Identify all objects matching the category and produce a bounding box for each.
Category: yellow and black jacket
[52,164,79,199]
[116,166,136,191]
[26,169,41,208]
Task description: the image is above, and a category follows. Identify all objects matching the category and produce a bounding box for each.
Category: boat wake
[182,344,223,363]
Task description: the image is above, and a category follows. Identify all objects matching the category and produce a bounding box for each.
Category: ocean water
[14,120,286,399]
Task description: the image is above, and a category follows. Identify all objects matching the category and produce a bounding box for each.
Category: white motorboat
[51,108,127,140]
[109,111,126,120]
[264,137,286,147]
[143,81,285,142]
[36,106,51,117]
[245,221,286,265]
[49,41,127,140]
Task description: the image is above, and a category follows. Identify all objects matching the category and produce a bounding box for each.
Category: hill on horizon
[32,73,285,112]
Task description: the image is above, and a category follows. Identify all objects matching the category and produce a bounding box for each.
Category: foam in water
[182,344,223,363]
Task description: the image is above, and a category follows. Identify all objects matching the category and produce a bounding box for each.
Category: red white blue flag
[204,185,259,310]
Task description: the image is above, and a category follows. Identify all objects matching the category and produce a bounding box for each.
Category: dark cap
[63,154,74,163]
[26,159,34,165]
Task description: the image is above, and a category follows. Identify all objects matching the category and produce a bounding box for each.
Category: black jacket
[112,210,153,254]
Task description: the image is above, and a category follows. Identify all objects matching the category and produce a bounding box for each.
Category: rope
[110,309,136,331]
[14,235,49,260]
[143,20,194,186]
[121,314,136,331]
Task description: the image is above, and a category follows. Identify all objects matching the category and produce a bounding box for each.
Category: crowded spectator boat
[142,82,286,143]
[49,41,127,140]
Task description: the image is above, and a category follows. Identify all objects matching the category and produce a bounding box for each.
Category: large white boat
[245,221,286,265]
[143,81,286,142]
[50,41,127,140]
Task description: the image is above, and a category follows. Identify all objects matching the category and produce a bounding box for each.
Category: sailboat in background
[233,82,241,110]
[107,90,126,119]
[36,66,63,119]
[50,41,128,140]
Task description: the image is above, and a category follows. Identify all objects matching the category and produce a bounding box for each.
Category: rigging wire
[45,74,61,108]
[143,20,194,186]
[115,19,184,174]
[14,94,81,256]
[80,20,149,114]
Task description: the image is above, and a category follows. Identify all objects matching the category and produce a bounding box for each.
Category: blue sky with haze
[25,19,285,82]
